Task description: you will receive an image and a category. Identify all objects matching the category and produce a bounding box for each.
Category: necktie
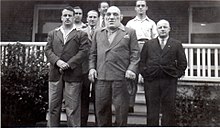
[101,17,105,27]
[161,39,165,49]
[90,26,95,38]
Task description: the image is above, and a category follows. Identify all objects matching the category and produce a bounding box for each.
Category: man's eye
[113,13,119,16]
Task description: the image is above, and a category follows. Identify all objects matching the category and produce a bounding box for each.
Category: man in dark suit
[81,10,98,126]
[139,19,187,126]
[89,6,140,126]
[45,6,90,127]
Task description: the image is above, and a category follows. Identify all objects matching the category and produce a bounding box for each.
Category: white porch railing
[1,42,220,82]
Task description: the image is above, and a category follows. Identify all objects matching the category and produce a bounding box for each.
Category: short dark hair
[73,6,82,10]
[98,1,109,8]
[62,6,75,14]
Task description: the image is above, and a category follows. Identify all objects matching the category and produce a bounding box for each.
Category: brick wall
[1,1,35,41]
[1,1,189,43]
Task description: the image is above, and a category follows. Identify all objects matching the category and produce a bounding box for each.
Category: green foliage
[1,42,49,127]
[176,85,220,126]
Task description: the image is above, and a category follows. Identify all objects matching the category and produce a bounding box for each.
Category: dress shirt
[158,36,169,49]
[126,16,158,40]
[56,25,76,44]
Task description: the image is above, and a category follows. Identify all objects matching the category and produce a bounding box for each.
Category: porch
[1,42,220,83]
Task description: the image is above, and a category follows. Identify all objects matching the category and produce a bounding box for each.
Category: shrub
[1,42,49,127]
[176,85,220,126]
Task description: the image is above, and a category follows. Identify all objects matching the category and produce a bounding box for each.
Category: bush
[1,42,49,127]
[176,85,220,126]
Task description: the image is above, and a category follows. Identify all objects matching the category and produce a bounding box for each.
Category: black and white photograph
[1,0,220,127]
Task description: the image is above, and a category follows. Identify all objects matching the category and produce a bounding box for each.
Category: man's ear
[120,14,123,21]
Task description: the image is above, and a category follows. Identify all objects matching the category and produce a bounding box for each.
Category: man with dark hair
[97,1,109,28]
[45,6,90,127]
[139,19,187,126]
[80,10,99,126]
[73,6,87,29]
[126,0,158,113]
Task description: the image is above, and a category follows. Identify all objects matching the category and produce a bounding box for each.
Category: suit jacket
[89,25,140,81]
[45,28,90,82]
[139,38,187,80]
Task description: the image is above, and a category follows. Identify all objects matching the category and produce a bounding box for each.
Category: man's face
[74,8,83,22]
[61,9,74,26]
[157,20,170,38]
[105,6,121,30]
[135,0,148,15]
[99,2,109,15]
[87,11,98,27]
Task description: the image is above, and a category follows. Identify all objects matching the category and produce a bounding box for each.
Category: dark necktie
[90,26,95,38]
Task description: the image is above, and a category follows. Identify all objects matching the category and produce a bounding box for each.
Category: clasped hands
[56,60,69,74]
[88,69,136,82]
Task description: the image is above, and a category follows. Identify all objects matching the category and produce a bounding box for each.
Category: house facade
[1,0,220,44]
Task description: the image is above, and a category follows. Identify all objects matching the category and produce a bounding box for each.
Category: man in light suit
[139,19,187,126]
[81,10,98,126]
[89,6,140,127]
[45,6,90,127]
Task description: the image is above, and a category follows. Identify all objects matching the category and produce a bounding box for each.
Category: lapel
[56,30,64,43]
[151,39,162,56]
[100,29,111,48]
[161,38,172,56]
[65,29,77,44]
[108,29,126,50]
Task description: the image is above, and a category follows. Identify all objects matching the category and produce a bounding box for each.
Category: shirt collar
[55,24,76,31]
[134,16,150,21]
[158,36,169,43]
[101,23,125,32]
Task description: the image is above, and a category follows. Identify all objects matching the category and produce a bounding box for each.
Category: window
[189,2,220,44]
[32,4,67,42]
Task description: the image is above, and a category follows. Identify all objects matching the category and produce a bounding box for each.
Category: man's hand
[56,60,69,70]
[125,70,136,80]
[138,74,144,83]
[88,69,97,82]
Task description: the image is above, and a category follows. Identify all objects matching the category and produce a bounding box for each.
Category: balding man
[89,6,140,127]
[139,19,187,126]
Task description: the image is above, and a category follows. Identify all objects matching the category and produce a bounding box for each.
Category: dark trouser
[144,77,177,127]
[81,73,91,126]
[95,80,130,127]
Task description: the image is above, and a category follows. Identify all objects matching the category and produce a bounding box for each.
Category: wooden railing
[1,42,220,82]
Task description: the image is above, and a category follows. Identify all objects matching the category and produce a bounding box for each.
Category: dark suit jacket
[45,28,90,82]
[89,25,140,80]
[139,38,187,80]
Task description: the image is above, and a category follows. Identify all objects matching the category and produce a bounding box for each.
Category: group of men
[45,0,187,127]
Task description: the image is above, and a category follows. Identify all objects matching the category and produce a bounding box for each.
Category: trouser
[144,77,177,127]
[81,73,91,126]
[95,80,130,127]
[129,77,138,108]
[47,77,82,127]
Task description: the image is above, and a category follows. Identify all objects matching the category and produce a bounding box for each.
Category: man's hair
[73,6,82,10]
[136,0,147,5]
[98,1,109,8]
[87,10,98,16]
[62,6,75,14]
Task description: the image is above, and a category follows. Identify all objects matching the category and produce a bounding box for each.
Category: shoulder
[169,38,181,44]
[124,26,136,33]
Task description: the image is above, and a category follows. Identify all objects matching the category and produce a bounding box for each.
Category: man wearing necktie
[81,10,98,126]
[89,6,140,126]
[139,19,187,126]
[97,1,109,28]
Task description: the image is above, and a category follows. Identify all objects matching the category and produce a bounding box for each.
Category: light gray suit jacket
[89,25,140,80]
